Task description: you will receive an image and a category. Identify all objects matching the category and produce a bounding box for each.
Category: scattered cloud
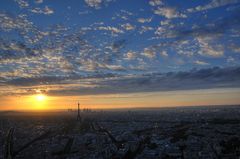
[30,6,54,15]
[187,0,240,13]
[154,7,187,19]
[142,48,156,59]
[197,36,224,57]
[84,0,102,9]
[139,26,154,34]
[229,44,240,53]
[227,56,235,63]
[84,0,114,9]
[124,51,137,60]
[15,0,29,8]
[98,26,124,34]
[194,60,209,65]
[121,23,135,31]
[149,0,163,6]
[1,0,240,97]
[137,17,152,23]
[160,19,170,26]
[160,50,168,57]
[35,0,43,4]
[2,66,240,96]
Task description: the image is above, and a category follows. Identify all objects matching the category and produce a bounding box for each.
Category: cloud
[1,2,240,98]
[30,6,54,15]
[121,23,135,31]
[229,44,240,53]
[0,11,132,77]
[149,0,163,6]
[0,40,39,61]
[152,10,240,54]
[101,39,127,64]
[120,10,133,16]
[35,0,43,4]
[84,0,102,9]
[197,36,224,57]
[194,60,209,65]
[154,7,187,19]
[139,26,154,34]
[84,0,114,9]
[158,9,240,40]
[187,0,240,13]
[142,48,156,59]
[160,50,168,57]
[0,13,33,32]
[98,26,124,35]
[227,56,235,63]
[3,72,118,86]
[111,39,127,52]
[137,18,152,23]
[15,0,29,8]
[3,66,239,96]
[54,66,240,96]
[160,19,170,26]
[124,51,137,60]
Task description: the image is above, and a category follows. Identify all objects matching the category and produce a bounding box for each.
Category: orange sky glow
[0,88,240,111]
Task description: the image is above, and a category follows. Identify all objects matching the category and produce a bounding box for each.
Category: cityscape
[1,0,240,158]
[1,105,240,158]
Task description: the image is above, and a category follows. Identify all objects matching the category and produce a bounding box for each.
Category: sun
[36,94,46,101]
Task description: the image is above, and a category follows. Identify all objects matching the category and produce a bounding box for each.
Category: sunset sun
[36,94,46,101]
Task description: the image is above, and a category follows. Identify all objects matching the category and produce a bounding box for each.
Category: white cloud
[137,17,152,23]
[0,13,33,32]
[197,37,224,57]
[98,26,124,34]
[105,64,125,71]
[155,27,175,38]
[124,51,136,60]
[30,6,54,15]
[84,0,113,9]
[154,7,187,19]
[187,0,240,13]
[149,0,163,6]
[120,10,133,16]
[139,26,154,34]
[160,19,170,26]
[142,48,156,59]
[121,23,135,31]
[160,50,168,57]
[194,60,209,65]
[15,0,29,8]
[44,6,54,14]
[155,27,165,36]
[85,0,102,9]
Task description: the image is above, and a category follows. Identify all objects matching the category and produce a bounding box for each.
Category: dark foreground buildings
[1,105,240,158]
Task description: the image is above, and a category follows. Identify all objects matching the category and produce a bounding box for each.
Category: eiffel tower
[77,102,81,122]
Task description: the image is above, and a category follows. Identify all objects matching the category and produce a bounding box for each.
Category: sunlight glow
[36,94,46,101]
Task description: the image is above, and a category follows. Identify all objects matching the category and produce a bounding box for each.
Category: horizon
[1,104,240,112]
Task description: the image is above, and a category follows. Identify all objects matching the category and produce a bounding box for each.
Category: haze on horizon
[0,0,240,110]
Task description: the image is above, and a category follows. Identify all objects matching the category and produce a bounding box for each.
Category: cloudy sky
[0,0,240,110]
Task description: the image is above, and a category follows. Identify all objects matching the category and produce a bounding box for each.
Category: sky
[0,0,240,110]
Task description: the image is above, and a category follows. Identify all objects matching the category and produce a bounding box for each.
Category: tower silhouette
[77,101,81,121]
